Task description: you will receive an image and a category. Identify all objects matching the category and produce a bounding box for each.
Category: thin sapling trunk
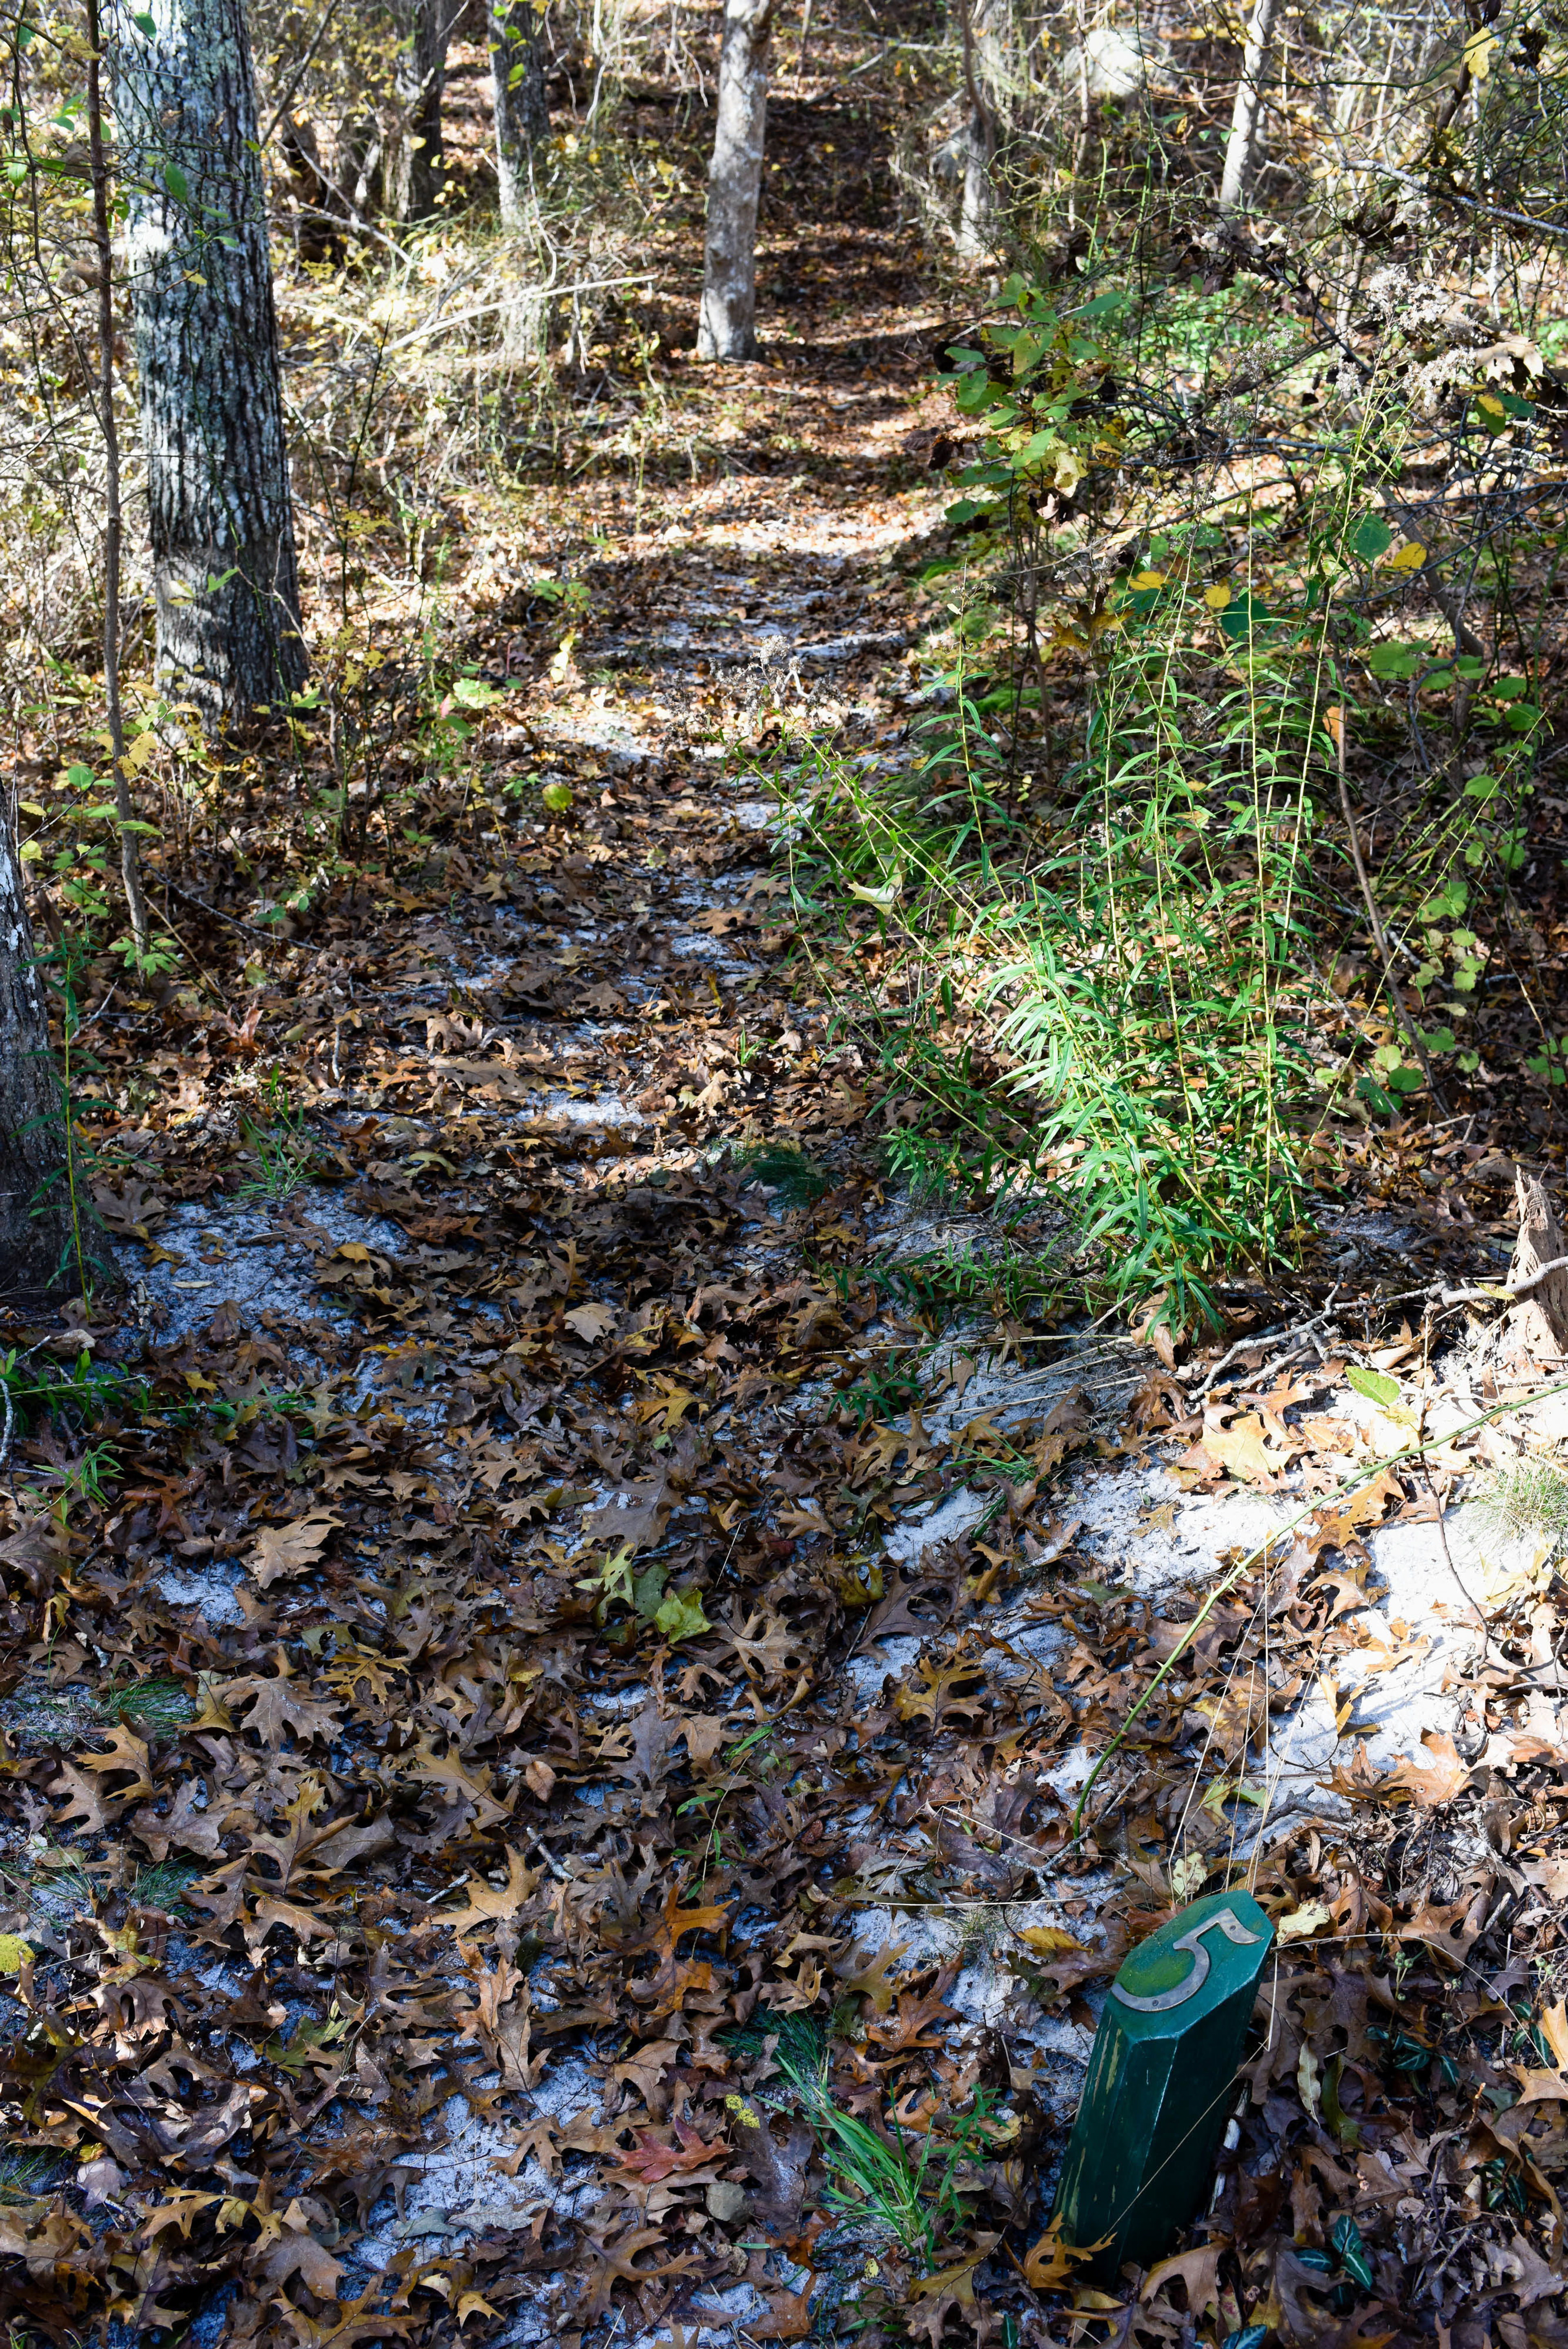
[0,815,82,1298]
[490,0,548,229]
[697,0,771,362]
[85,0,151,965]
[957,0,997,260]
[1218,0,1281,213]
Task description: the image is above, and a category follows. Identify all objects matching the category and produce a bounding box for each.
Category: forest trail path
[12,93,1552,2349]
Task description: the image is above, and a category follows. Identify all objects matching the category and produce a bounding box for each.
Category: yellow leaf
[1386,541,1427,572]
[848,867,902,908]
[1464,26,1498,78]
[1201,1411,1280,1485]
[1014,1923,1089,1957]
[1129,570,1165,591]
[1276,1899,1333,1943]
[909,2257,982,2299]
[457,2294,499,2327]
[0,1934,33,1973]
[124,732,158,775]
[1298,2041,1322,2117]
[1170,1851,1207,1903]
[1053,445,1085,496]
[1203,583,1232,611]
[1538,1999,1568,2071]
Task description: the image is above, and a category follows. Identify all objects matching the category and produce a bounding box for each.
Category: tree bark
[1218,0,1281,214]
[697,0,771,363]
[958,0,1003,261]
[1507,1170,1568,1366]
[86,0,152,963]
[0,813,78,1298]
[389,0,451,222]
[112,0,307,731]
[490,0,548,230]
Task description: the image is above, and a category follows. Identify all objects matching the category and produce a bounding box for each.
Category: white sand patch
[117,1187,406,1349]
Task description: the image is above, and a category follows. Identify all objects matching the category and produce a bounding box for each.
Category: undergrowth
[1475,1456,1568,1550]
[728,2014,998,2265]
[769,229,1564,1333]
[736,1140,829,1207]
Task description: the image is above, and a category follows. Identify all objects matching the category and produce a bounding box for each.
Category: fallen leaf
[1275,1900,1333,1943]
[1020,2215,1109,2287]
[1142,2242,1224,2314]
[1384,1730,1474,1808]
[1013,1924,1089,1958]
[248,1509,344,1589]
[1201,1412,1281,1485]
[564,1300,617,1342]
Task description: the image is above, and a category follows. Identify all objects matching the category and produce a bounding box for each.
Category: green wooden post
[1052,1889,1274,2284]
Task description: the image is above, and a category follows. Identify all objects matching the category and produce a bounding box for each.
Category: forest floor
[3,63,1568,2349]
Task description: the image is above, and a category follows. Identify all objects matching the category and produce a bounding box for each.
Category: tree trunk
[697,0,772,362]
[1507,1170,1568,1367]
[491,0,548,229]
[1218,0,1281,214]
[958,0,1003,260]
[389,0,450,222]
[112,0,307,732]
[86,0,152,963]
[0,814,78,1298]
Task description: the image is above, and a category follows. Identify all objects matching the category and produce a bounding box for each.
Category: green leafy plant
[98,1676,195,1734]
[132,1858,203,1913]
[787,2042,995,2262]
[732,2014,998,2264]
[1473,1458,1568,1552]
[236,1073,315,1202]
[737,1141,828,1207]
[0,2150,60,2207]
[840,1359,924,1427]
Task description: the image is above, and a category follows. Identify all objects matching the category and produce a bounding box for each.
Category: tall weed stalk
[989,568,1325,1326]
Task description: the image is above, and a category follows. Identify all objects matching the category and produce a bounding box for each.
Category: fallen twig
[161,879,326,958]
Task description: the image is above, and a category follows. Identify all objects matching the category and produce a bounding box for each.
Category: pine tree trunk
[0,813,77,1298]
[1218,0,1281,214]
[697,0,771,362]
[491,0,548,229]
[389,0,450,221]
[112,0,306,731]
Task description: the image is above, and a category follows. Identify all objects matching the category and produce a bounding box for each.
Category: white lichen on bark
[1218,0,1281,214]
[491,0,548,231]
[112,0,306,727]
